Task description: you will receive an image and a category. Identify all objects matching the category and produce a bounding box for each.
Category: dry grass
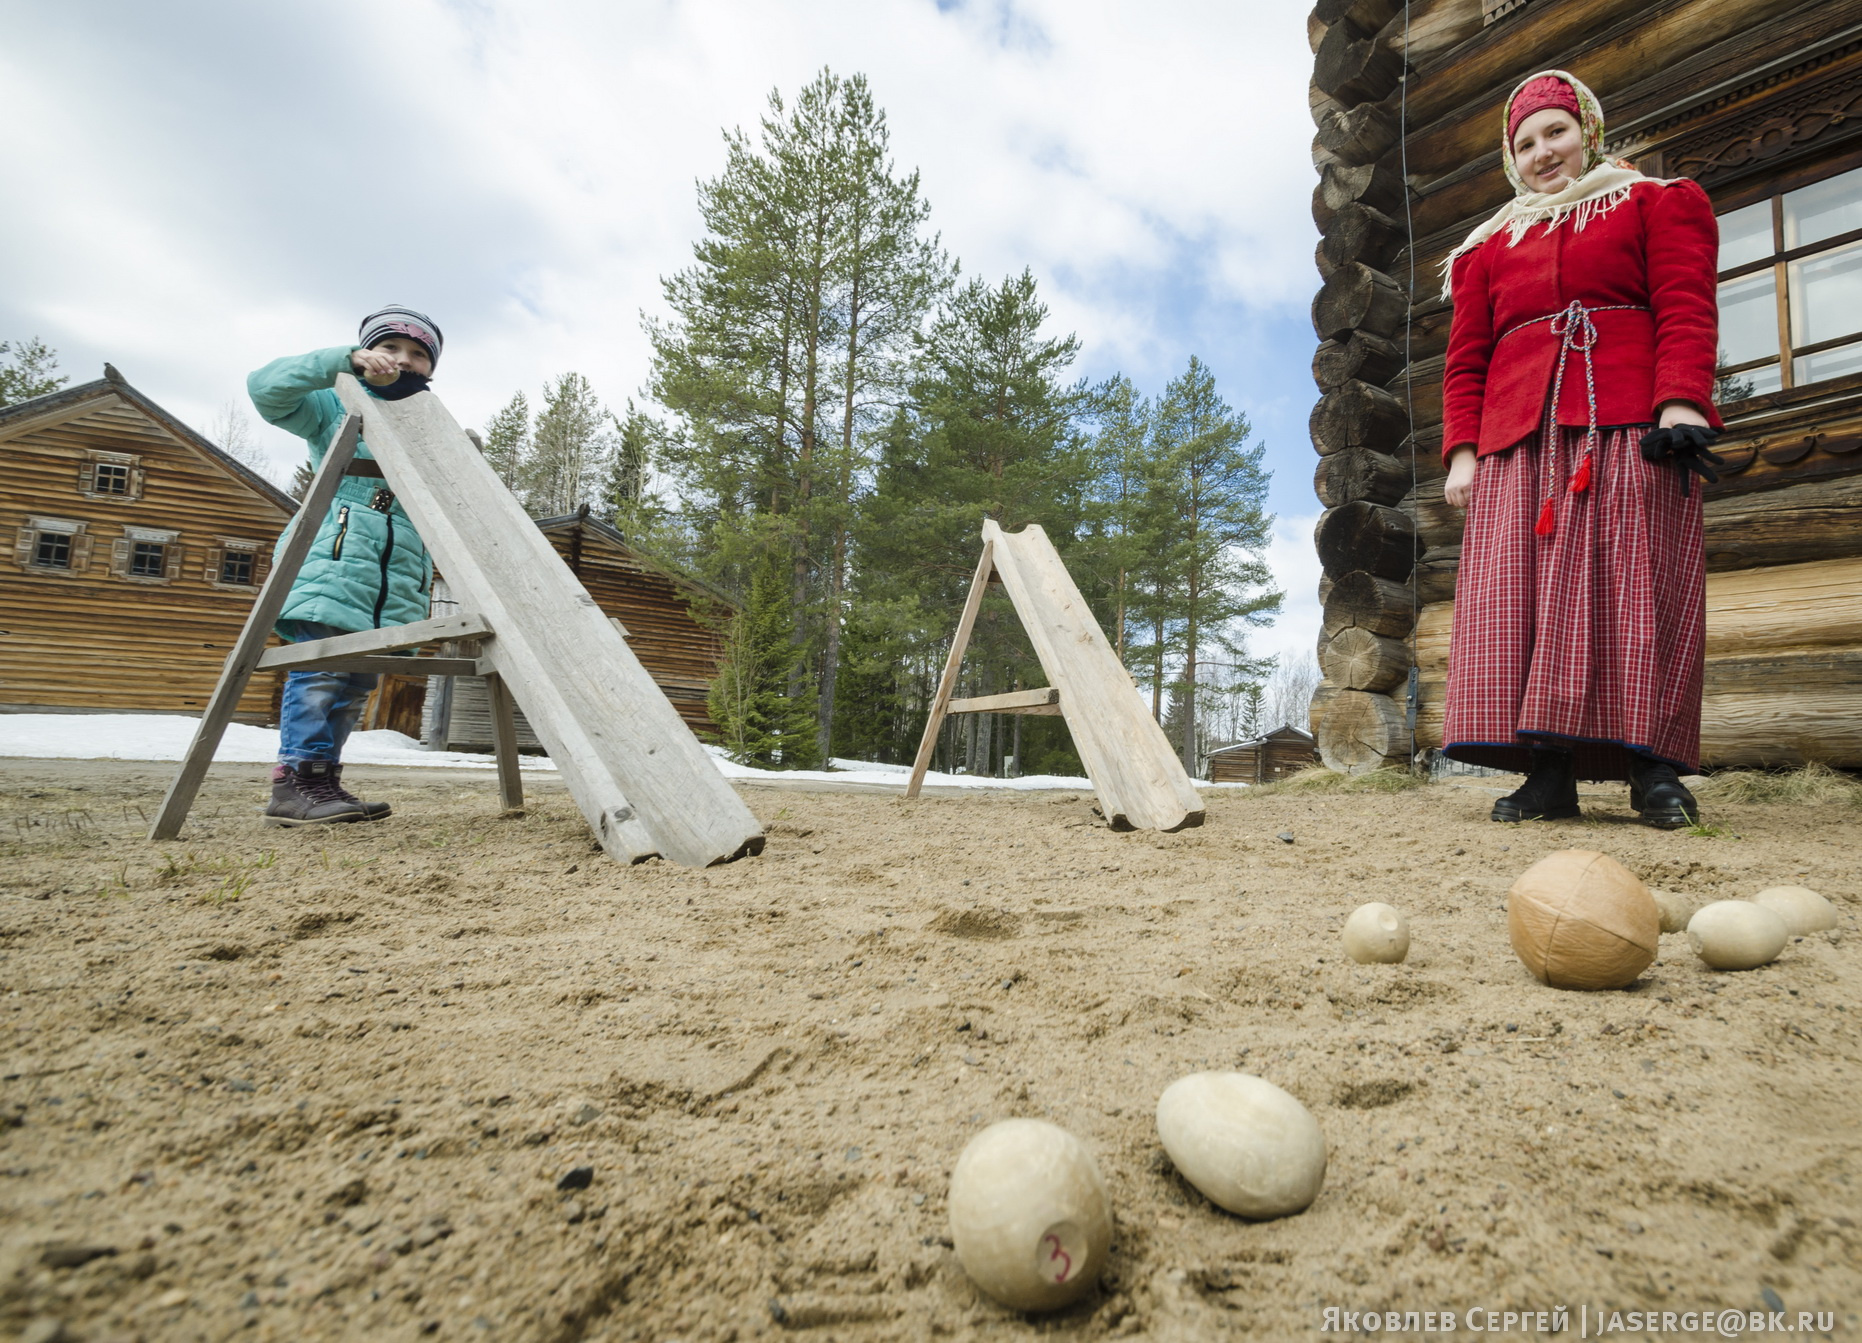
[1695,761,1862,806]
[1243,764,1426,796]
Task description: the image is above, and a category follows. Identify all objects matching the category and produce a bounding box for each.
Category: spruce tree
[707,546,822,768]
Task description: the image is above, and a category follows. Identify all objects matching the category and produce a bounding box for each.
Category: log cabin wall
[424,512,728,749]
[0,369,294,724]
[1307,0,1862,771]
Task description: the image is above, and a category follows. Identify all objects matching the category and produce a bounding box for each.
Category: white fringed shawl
[1439,163,1660,300]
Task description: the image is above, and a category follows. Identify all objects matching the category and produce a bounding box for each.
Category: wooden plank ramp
[907,520,1203,833]
[333,376,763,867]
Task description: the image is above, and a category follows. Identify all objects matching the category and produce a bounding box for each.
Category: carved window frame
[110,526,183,585]
[79,450,145,503]
[13,515,93,577]
[1714,156,1862,405]
[204,536,267,591]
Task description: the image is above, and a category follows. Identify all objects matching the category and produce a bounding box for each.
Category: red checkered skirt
[1442,420,1705,781]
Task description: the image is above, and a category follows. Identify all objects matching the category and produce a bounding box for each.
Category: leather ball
[1507,850,1659,990]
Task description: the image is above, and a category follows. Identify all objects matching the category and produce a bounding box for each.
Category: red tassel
[1567,453,1593,494]
[1534,498,1556,536]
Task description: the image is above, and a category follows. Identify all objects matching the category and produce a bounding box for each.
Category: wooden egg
[948,1119,1111,1312]
[1155,1072,1327,1220]
[1343,902,1409,964]
[1752,886,1838,936]
[1507,850,1659,990]
[1650,888,1697,934]
[1687,901,1788,970]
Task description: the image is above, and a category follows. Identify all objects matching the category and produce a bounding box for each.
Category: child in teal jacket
[248,306,441,825]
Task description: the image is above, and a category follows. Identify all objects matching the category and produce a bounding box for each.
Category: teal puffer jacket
[249,347,433,636]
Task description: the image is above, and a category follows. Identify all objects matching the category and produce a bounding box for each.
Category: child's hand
[350,347,401,384]
[1444,445,1478,509]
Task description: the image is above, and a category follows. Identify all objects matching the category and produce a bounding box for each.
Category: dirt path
[1,759,1857,1341]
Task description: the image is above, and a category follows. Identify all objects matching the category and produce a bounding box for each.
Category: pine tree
[289,460,315,501]
[0,337,66,406]
[649,68,947,758]
[707,545,822,768]
[1145,356,1282,772]
[520,374,610,517]
[482,392,530,491]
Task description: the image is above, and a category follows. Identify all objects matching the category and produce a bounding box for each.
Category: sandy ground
[1,758,1857,1343]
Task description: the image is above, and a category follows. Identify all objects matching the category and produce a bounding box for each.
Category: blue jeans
[277,622,378,765]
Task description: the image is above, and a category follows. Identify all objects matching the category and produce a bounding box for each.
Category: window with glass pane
[35,533,71,568]
[93,462,131,495]
[1716,163,1862,400]
[130,541,166,577]
[220,550,254,585]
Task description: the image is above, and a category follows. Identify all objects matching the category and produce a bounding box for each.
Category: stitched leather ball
[1507,850,1659,990]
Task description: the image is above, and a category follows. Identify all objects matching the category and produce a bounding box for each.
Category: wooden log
[1416,546,1459,604]
[1317,501,1416,581]
[1315,239,1340,283]
[1320,159,1406,218]
[1318,573,1335,607]
[1319,201,1406,273]
[1323,570,1417,639]
[1312,0,1399,33]
[1312,181,1338,233]
[1313,332,1404,392]
[1313,263,1407,342]
[1702,647,1862,769]
[1315,102,1398,166]
[1317,689,1407,774]
[483,670,525,814]
[1313,20,1403,106]
[1321,626,1411,692]
[331,376,763,867]
[1705,473,1862,572]
[1703,556,1862,657]
[1311,378,1410,456]
[1310,678,1341,738]
[1315,447,1410,509]
[907,539,994,796]
[265,655,483,677]
[1403,476,1463,553]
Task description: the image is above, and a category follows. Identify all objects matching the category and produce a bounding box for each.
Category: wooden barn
[0,365,294,723]
[1205,725,1319,784]
[1307,0,1862,771]
[423,509,728,750]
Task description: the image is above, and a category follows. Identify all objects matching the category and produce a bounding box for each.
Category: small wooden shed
[422,510,728,750]
[0,366,294,723]
[1205,725,1319,784]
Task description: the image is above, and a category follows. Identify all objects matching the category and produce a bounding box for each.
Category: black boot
[264,761,376,827]
[1629,754,1698,830]
[1492,747,1580,822]
[331,765,393,820]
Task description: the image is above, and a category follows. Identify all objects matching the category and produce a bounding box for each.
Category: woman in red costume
[1440,70,1724,827]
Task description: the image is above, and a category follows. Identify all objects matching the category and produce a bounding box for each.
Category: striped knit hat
[357,305,443,369]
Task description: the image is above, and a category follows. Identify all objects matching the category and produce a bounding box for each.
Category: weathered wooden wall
[0,375,294,724]
[425,515,727,749]
[1208,730,1319,784]
[1307,0,1862,771]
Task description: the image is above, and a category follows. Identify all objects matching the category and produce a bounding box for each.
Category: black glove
[1640,423,1724,488]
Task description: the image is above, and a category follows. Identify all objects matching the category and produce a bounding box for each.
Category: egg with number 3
[948,1119,1111,1312]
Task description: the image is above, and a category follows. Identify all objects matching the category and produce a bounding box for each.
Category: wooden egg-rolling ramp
[907,519,1204,832]
[149,374,764,868]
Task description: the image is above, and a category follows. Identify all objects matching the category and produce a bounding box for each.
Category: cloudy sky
[0,0,1323,666]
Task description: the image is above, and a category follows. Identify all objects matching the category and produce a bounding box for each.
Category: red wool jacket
[1442,177,1723,462]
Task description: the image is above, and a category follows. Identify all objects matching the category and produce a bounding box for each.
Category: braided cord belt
[1499,300,1650,534]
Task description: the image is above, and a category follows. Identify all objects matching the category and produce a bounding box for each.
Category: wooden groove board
[335,377,760,867]
[983,519,1203,832]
